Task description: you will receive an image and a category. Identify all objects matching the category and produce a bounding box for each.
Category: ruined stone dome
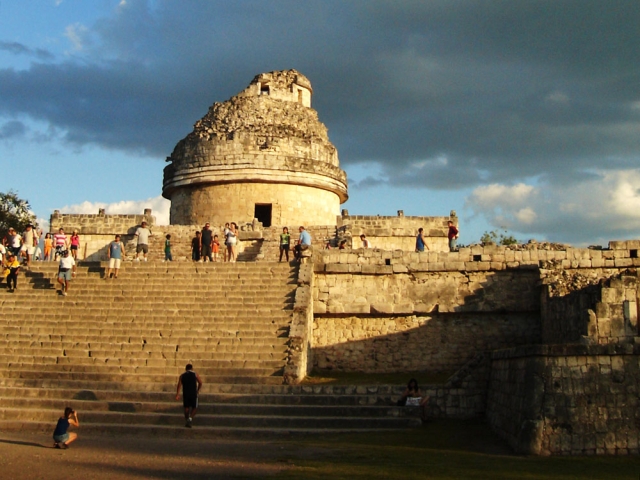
[162,70,348,226]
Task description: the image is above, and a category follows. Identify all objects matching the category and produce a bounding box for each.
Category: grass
[274,419,640,480]
[301,370,453,386]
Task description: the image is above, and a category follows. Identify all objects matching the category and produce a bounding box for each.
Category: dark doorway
[254,204,272,227]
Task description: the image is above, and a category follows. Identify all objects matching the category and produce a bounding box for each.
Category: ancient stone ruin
[163,69,348,227]
[12,70,640,456]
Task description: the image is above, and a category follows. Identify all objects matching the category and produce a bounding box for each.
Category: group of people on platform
[1,225,79,294]
[279,226,312,262]
[190,222,236,263]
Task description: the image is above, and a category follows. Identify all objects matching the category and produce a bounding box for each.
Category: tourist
[294,226,311,261]
[53,228,68,261]
[415,228,429,253]
[191,231,201,262]
[448,221,459,252]
[212,234,220,262]
[175,363,202,428]
[397,378,430,421]
[70,230,80,260]
[52,407,79,449]
[4,253,20,293]
[5,228,22,257]
[0,243,5,264]
[22,224,37,267]
[279,227,290,262]
[43,233,53,261]
[201,223,213,262]
[164,234,173,262]
[57,250,76,296]
[226,222,238,263]
[223,222,230,262]
[33,227,42,261]
[360,234,370,248]
[339,240,347,249]
[106,234,125,279]
[134,221,152,261]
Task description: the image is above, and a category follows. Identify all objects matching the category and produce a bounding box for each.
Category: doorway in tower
[254,204,272,227]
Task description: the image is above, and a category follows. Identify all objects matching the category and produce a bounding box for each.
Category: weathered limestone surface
[487,344,640,456]
[312,313,540,374]
[170,183,340,228]
[163,70,348,226]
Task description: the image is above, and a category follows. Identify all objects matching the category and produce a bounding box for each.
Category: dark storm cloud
[0,120,26,139]
[0,41,54,60]
[0,0,638,187]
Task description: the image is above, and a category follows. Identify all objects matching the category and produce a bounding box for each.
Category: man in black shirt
[175,363,203,427]
[201,223,213,262]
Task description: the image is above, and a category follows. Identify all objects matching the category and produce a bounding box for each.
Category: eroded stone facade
[163,70,348,226]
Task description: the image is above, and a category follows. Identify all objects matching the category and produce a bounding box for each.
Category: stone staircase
[0,261,419,437]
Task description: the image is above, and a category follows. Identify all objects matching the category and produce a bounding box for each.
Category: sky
[1,0,639,246]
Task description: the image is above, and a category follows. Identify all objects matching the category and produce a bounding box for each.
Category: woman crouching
[53,407,79,449]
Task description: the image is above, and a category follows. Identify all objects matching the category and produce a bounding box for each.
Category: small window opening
[631,249,638,258]
[254,204,272,228]
[385,258,391,266]
[260,83,270,95]
[473,254,482,262]
[297,89,303,104]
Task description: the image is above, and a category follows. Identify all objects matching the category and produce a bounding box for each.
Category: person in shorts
[22,224,37,267]
[134,221,152,261]
[5,228,22,257]
[57,250,76,296]
[175,363,202,428]
[69,230,80,260]
[212,234,220,262]
[164,234,172,262]
[52,407,79,449]
[53,228,68,261]
[106,234,125,279]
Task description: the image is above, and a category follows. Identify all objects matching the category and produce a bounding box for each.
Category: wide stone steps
[0,396,410,418]
[0,261,423,435]
[0,407,418,430]
[0,368,284,382]
[0,386,400,406]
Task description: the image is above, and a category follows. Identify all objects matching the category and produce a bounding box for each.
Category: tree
[480,228,519,246]
[0,191,36,239]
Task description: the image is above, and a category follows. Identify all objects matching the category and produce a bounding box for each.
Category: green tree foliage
[480,228,519,246]
[0,191,36,239]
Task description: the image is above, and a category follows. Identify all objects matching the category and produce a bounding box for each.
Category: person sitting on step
[52,407,79,449]
[397,378,430,422]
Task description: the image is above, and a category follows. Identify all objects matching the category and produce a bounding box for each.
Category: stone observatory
[162,69,349,227]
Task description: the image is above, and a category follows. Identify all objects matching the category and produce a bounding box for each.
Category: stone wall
[487,344,640,455]
[338,212,455,252]
[541,269,639,345]
[311,313,540,374]
[50,209,154,234]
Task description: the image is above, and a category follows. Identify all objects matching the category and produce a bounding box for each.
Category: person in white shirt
[360,234,370,249]
[134,221,152,261]
[57,250,76,296]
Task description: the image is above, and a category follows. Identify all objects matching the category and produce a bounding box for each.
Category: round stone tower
[163,69,348,227]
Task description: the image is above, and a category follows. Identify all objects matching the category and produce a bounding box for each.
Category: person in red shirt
[448,221,459,252]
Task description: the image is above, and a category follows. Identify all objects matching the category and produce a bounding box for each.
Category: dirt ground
[0,432,312,480]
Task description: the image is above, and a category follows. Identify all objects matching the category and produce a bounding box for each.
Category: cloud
[0,120,26,140]
[1,1,640,245]
[59,196,171,225]
[64,23,90,51]
[465,170,640,245]
[0,41,54,60]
